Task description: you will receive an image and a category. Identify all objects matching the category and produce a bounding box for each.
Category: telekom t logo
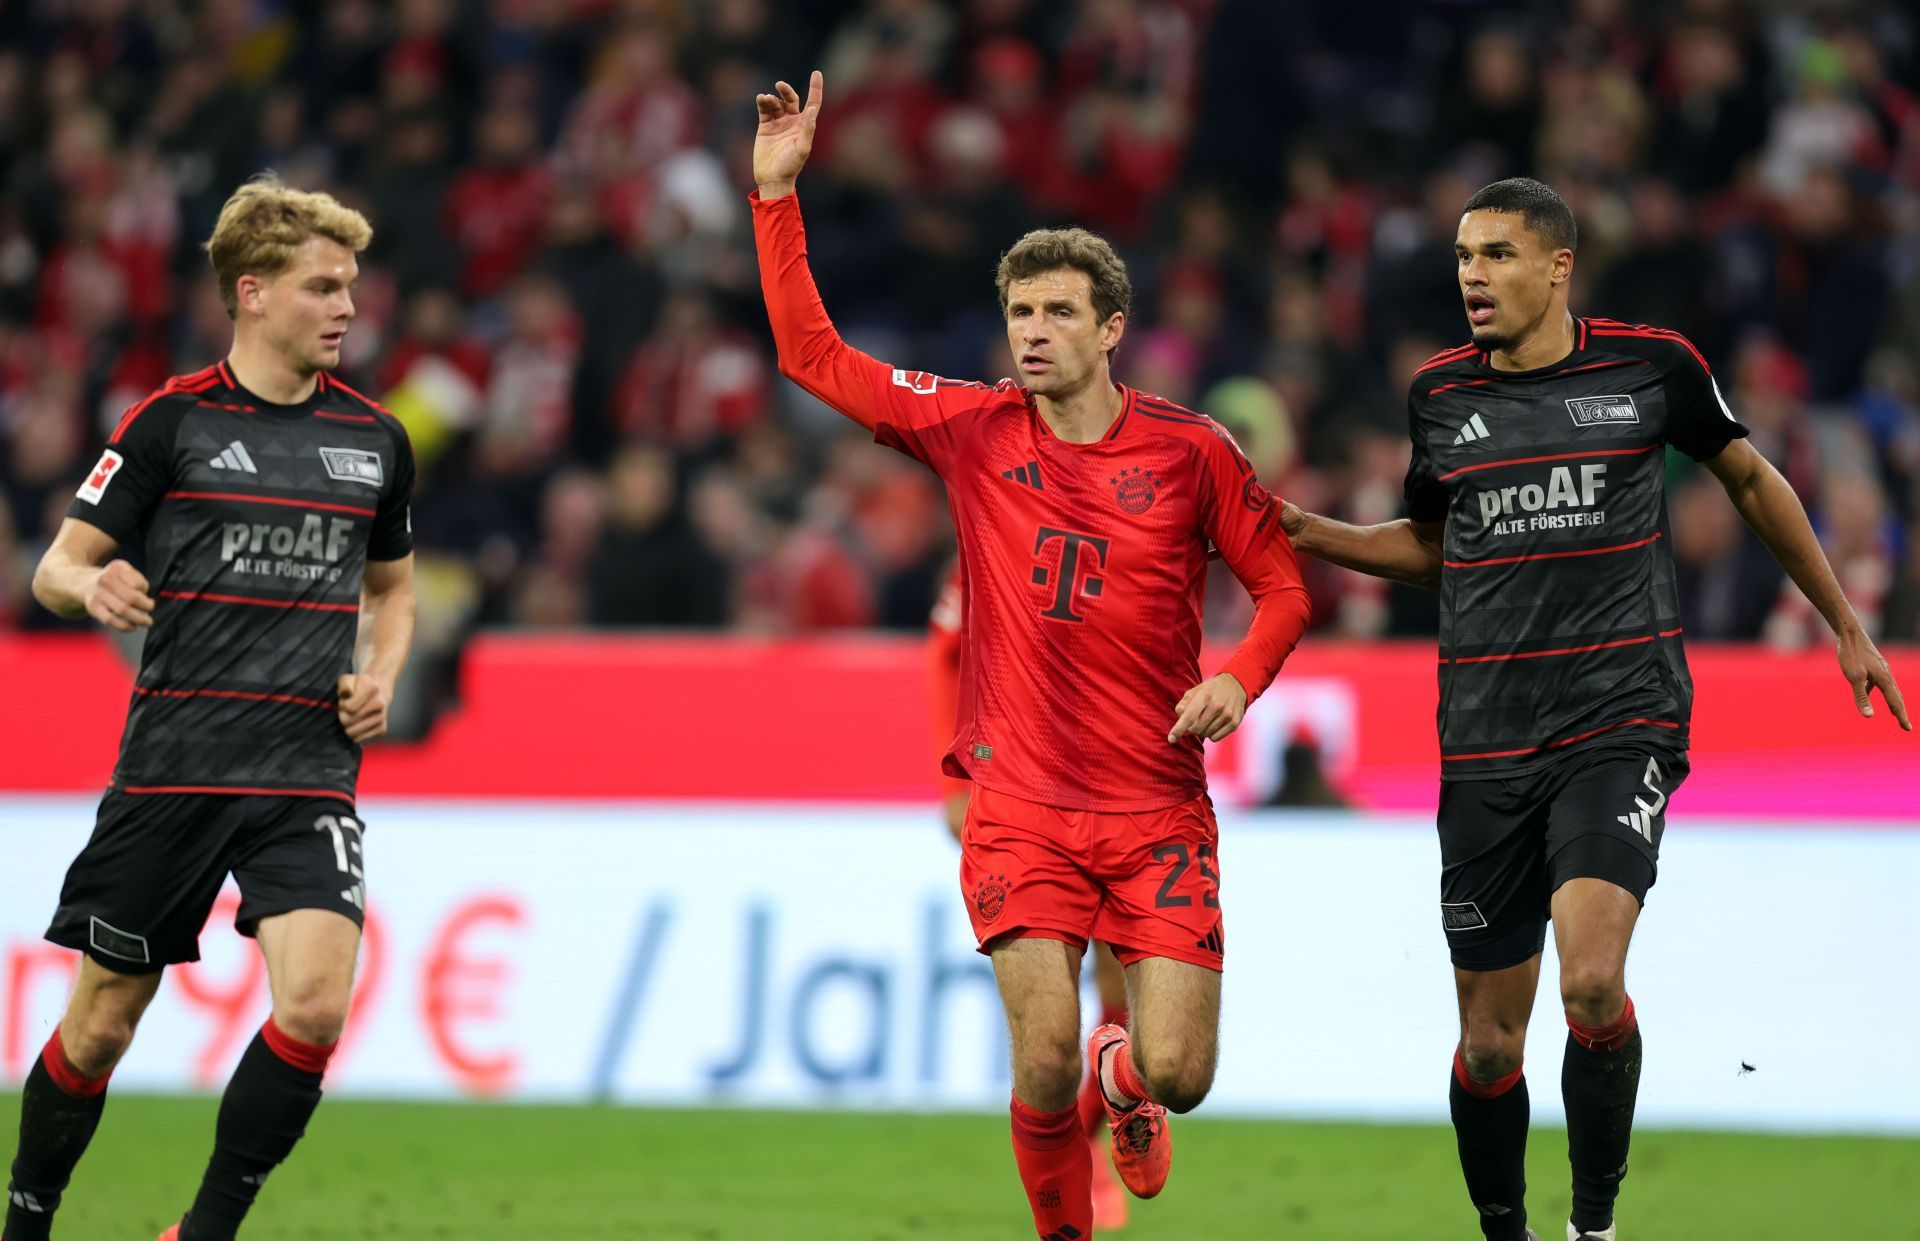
[1032,526,1110,622]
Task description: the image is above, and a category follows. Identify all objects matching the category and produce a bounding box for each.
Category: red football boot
[1090,1134,1132,1228]
[1087,1023,1172,1199]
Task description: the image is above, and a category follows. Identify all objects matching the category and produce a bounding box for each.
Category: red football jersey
[758,192,1310,811]
[927,559,969,800]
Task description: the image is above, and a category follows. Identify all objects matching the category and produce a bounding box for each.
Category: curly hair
[995,227,1132,356]
[203,173,373,319]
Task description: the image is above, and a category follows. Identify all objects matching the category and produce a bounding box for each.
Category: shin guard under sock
[1564,996,1642,1235]
[1010,1094,1093,1240]
[179,1019,334,1241]
[4,1030,110,1241]
[1450,1048,1530,1240]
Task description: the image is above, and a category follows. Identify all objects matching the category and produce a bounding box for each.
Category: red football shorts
[958,784,1224,972]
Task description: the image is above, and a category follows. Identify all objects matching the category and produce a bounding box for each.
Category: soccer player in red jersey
[756,74,1312,1237]
[929,560,1132,1231]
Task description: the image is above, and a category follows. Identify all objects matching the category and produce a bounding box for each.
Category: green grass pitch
[4,1094,1914,1240]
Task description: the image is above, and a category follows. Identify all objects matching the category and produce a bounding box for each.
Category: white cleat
[1568,1223,1617,1241]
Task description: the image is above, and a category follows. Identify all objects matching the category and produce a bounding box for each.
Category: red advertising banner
[2,635,1913,817]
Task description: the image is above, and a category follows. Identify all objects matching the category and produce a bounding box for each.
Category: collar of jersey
[223,378,329,419]
[1028,382,1134,446]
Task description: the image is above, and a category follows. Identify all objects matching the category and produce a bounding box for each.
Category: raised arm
[752,71,887,431]
[1280,504,1445,591]
[1703,438,1908,730]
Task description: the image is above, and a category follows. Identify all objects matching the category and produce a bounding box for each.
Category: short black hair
[1461,177,1578,253]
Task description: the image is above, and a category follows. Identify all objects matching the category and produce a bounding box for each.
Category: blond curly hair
[203,174,372,319]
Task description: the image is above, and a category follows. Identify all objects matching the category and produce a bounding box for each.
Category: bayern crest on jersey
[1110,466,1160,514]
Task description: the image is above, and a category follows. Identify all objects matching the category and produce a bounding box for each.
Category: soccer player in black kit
[1282,178,1908,1241]
[4,177,414,1241]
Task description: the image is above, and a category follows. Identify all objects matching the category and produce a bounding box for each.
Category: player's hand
[336,673,391,744]
[1836,626,1910,730]
[83,560,154,632]
[1168,673,1249,744]
[754,70,823,198]
[1279,500,1309,539]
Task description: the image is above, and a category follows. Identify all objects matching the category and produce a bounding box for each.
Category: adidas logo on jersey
[209,440,258,473]
[1453,413,1491,445]
[1001,460,1044,490]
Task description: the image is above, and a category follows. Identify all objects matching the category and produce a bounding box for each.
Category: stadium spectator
[0,0,1913,644]
[612,285,770,451]
[444,100,551,301]
[586,443,730,626]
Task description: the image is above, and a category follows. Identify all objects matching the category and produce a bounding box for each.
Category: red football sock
[1100,1034,1151,1108]
[1075,1066,1107,1137]
[1009,1094,1093,1239]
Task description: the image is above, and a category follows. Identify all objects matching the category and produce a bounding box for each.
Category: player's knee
[1013,1031,1082,1107]
[1458,1033,1523,1083]
[1559,965,1626,1029]
[274,987,351,1047]
[64,1009,139,1075]
[1138,1047,1213,1114]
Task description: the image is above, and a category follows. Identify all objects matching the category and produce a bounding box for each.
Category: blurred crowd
[2,0,1919,650]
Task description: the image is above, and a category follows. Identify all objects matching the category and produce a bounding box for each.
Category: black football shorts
[1436,744,1689,971]
[46,792,369,974]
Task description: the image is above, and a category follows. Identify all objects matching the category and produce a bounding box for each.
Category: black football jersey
[1403,319,1749,779]
[69,362,414,799]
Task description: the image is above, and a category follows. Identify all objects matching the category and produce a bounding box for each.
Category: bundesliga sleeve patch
[890,368,939,395]
[75,449,125,505]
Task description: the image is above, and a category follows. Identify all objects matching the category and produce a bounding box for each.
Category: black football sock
[1450,1047,1530,1241]
[179,1020,333,1241]
[5,1031,111,1241]
[1564,995,1642,1236]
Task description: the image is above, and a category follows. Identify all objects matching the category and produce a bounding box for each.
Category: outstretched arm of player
[339,553,416,744]
[752,71,886,430]
[1704,438,1909,730]
[1279,504,1445,591]
[31,518,154,632]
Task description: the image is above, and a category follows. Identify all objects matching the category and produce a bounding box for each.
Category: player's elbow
[1282,582,1312,629]
[363,571,416,614]
[1412,545,1444,592]
[774,350,831,405]
[29,555,55,610]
